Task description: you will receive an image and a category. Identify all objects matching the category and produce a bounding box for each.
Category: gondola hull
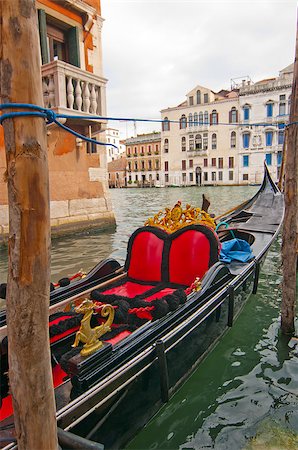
[0,165,284,450]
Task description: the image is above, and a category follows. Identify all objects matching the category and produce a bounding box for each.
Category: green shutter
[67,27,81,68]
[38,9,49,65]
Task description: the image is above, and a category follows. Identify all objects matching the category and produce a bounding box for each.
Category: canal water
[0,186,297,449]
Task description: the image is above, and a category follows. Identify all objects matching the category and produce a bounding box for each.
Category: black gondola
[0,165,284,450]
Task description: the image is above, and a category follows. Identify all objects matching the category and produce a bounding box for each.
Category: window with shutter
[212,133,217,149]
[163,117,170,131]
[230,107,237,123]
[243,155,249,167]
[243,105,250,121]
[265,153,272,165]
[243,133,250,148]
[231,131,236,148]
[194,113,198,126]
[38,9,49,64]
[265,131,273,146]
[66,26,81,68]
[39,12,81,68]
[266,102,273,118]
[278,131,284,145]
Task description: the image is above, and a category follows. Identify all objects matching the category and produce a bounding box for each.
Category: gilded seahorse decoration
[72,299,115,356]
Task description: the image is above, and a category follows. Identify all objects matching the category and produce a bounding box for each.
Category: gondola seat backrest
[124,225,220,286]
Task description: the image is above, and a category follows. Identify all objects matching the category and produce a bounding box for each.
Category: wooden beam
[0,1,58,448]
[281,16,298,335]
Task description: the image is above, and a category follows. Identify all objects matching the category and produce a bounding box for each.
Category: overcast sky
[100,0,297,138]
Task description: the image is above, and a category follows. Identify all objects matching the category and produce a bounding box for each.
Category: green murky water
[0,186,297,449]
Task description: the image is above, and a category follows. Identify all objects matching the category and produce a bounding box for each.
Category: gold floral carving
[144,201,215,233]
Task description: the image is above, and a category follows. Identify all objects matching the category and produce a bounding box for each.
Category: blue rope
[0,103,118,149]
[0,103,296,144]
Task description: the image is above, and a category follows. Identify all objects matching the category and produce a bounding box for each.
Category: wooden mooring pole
[281,17,298,335]
[0,1,58,448]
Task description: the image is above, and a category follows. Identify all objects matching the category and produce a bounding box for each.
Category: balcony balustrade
[41,60,107,120]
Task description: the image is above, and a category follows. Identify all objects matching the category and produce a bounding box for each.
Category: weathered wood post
[281,19,298,335]
[0,1,58,448]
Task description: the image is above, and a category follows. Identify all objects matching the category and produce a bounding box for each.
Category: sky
[100,0,297,138]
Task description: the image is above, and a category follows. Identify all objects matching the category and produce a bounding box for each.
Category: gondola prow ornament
[72,299,114,356]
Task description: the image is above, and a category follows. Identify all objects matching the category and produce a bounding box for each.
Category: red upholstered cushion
[127,231,164,282]
[102,281,155,297]
[145,288,175,302]
[169,230,211,285]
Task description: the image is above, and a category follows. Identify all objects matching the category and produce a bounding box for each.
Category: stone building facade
[161,87,239,186]
[125,133,161,187]
[160,64,293,186]
[106,128,126,163]
[108,156,127,188]
[238,64,293,184]
[0,0,115,241]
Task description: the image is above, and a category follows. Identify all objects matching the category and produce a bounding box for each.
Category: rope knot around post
[45,109,57,124]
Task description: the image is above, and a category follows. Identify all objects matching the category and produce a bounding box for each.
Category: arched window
[230,131,236,148]
[188,113,193,127]
[193,112,198,126]
[180,114,187,129]
[162,117,170,131]
[204,111,209,124]
[199,112,203,125]
[195,134,202,150]
[196,90,201,104]
[181,136,186,151]
[229,107,238,123]
[212,133,217,149]
[164,138,169,153]
[211,110,218,125]
[266,101,274,118]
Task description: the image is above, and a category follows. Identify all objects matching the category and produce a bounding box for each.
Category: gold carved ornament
[72,299,115,356]
[144,201,215,233]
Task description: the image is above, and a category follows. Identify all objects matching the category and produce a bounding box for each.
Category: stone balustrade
[41,60,107,117]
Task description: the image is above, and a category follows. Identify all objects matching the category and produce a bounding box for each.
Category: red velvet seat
[100,224,220,296]
[168,228,213,285]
